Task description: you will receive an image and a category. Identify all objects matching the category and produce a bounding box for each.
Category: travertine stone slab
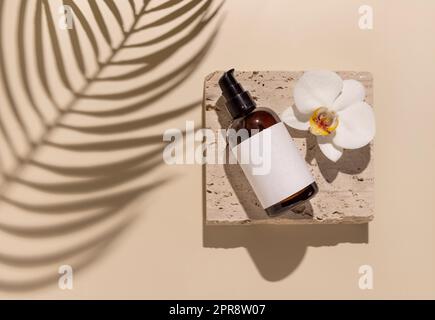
[204,71,374,225]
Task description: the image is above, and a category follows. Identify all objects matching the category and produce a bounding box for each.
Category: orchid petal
[294,70,343,114]
[317,135,343,162]
[333,101,375,149]
[333,79,366,112]
[281,106,310,130]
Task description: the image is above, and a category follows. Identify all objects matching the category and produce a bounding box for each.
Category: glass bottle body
[229,107,318,216]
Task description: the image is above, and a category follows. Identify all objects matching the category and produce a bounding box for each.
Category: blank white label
[232,122,315,209]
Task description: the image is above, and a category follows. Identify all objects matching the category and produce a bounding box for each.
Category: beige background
[0,0,434,299]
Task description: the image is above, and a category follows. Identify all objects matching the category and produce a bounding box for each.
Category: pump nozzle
[218,69,256,119]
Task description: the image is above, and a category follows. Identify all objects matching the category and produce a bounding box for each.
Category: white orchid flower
[282,70,375,162]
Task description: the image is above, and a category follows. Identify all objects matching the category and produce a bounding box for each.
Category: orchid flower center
[309,107,339,136]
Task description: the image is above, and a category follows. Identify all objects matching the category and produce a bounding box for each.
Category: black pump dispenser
[218,69,256,119]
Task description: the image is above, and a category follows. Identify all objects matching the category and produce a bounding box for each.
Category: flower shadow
[286,106,371,183]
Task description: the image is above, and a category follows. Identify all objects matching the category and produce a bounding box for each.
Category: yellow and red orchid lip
[309,107,339,136]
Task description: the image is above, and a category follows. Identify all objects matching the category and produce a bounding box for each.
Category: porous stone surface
[204,71,374,225]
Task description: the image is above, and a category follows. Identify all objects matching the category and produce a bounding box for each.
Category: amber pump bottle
[219,69,318,216]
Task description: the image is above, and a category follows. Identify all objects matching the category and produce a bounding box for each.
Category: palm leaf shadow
[0,0,223,291]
